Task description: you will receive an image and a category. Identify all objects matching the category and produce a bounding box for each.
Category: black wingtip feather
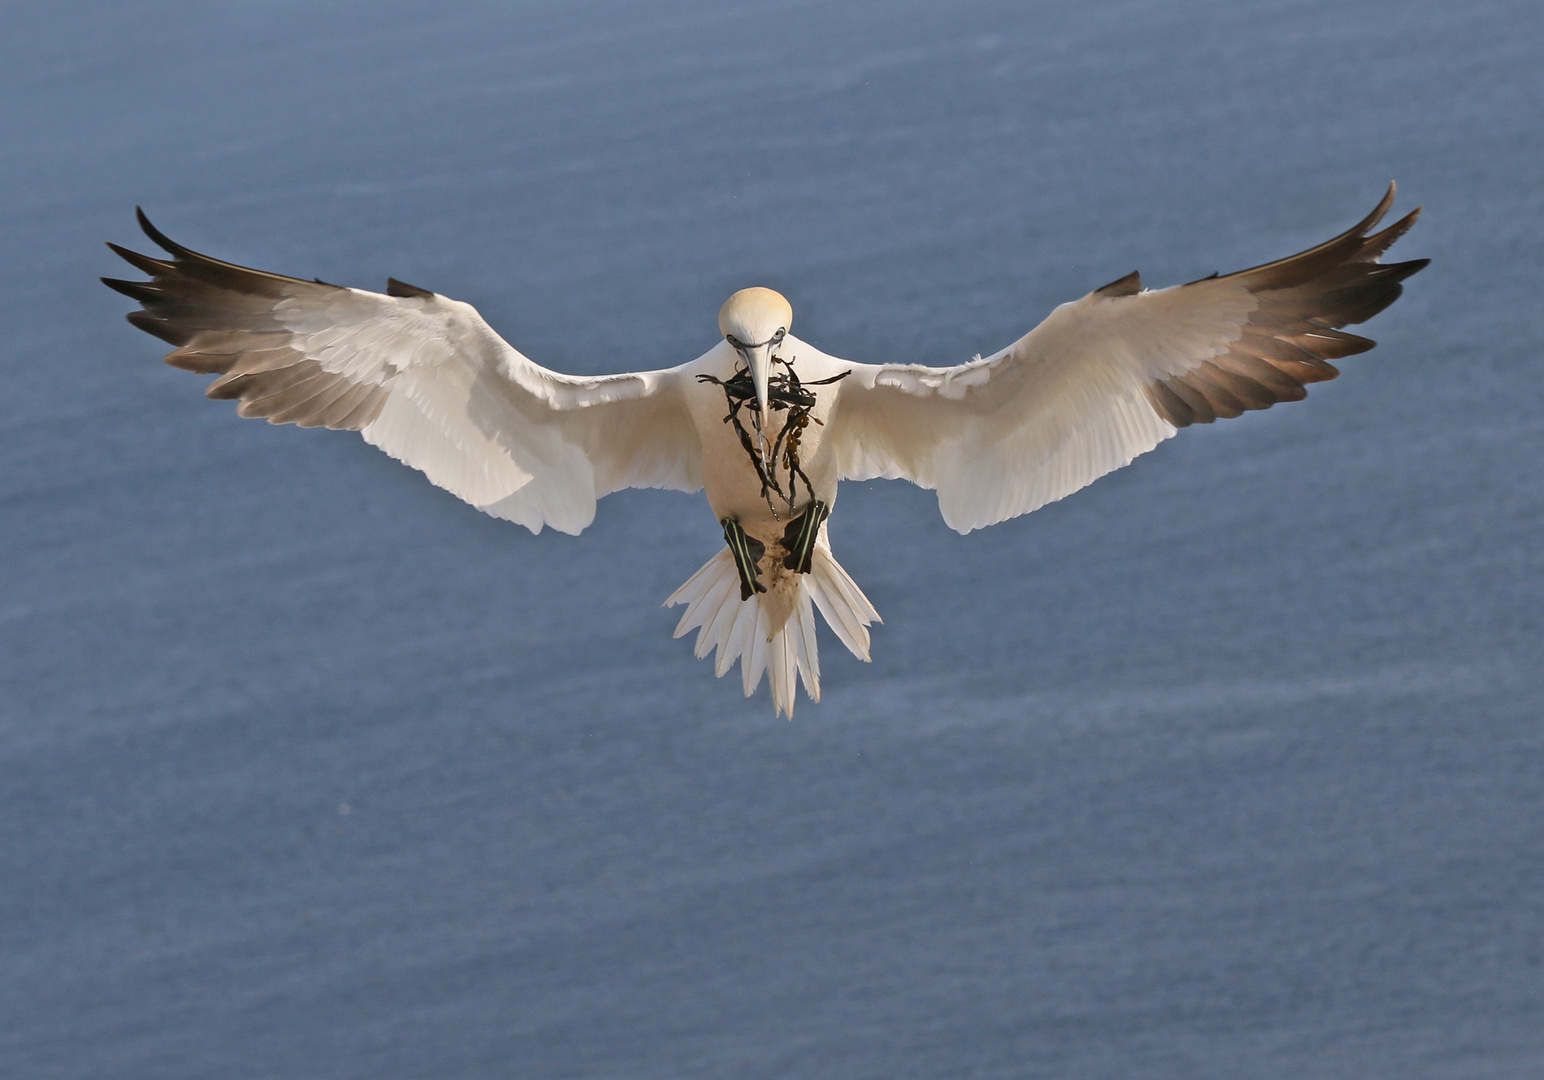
[386,277,435,299]
[1360,182,1397,231]
[106,241,173,276]
[1094,270,1141,297]
[101,277,162,302]
[135,206,191,258]
[125,309,192,346]
[1387,257,1431,280]
[1321,280,1408,326]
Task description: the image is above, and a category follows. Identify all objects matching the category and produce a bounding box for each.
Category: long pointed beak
[745,344,773,421]
[734,342,776,475]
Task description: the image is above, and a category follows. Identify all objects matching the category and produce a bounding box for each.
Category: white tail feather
[665,544,881,717]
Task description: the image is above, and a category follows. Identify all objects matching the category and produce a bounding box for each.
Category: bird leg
[779,499,828,574]
[720,517,767,601]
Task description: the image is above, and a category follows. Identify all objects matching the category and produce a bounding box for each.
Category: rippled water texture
[2,2,1541,1076]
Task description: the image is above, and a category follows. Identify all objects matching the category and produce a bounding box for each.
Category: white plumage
[105,187,1426,715]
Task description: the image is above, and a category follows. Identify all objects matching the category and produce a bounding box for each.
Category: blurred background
[2,1,1540,1077]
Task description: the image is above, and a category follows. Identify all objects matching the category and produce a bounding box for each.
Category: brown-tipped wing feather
[104,210,701,535]
[1148,185,1427,426]
[831,184,1427,533]
[103,209,390,431]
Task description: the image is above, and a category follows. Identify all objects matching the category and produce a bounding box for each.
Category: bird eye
[725,334,744,348]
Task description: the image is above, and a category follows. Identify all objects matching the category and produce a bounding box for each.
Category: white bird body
[685,337,843,531]
[106,188,1426,716]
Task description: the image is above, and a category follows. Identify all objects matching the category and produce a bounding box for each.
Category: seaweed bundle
[697,357,848,517]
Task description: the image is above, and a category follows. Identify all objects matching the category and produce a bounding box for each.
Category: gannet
[104,186,1426,716]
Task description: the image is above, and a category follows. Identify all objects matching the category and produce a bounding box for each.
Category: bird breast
[687,337,846,536]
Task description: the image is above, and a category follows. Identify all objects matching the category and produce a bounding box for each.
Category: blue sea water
[1,1,1541,1076]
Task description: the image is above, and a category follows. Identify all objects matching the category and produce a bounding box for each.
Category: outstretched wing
[105,211,701,535]
[828,185,1427,533]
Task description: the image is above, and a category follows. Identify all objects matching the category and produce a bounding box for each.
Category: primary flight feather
[104,186,1426,715]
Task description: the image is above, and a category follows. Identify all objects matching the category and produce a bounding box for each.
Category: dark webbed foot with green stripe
[721,517,767,601]
[780,500,828,574]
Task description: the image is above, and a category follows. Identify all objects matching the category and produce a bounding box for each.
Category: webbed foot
[780,500,828,574]
[721,518,767,601]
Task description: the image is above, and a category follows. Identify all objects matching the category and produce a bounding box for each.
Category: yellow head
[718,287,792,419]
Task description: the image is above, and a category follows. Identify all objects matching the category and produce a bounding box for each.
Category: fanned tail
[665,542,881,717]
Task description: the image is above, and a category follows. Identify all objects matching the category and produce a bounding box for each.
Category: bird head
[718,287,792,422]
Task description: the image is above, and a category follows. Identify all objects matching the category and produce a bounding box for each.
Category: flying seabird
[104,186,1426,715]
